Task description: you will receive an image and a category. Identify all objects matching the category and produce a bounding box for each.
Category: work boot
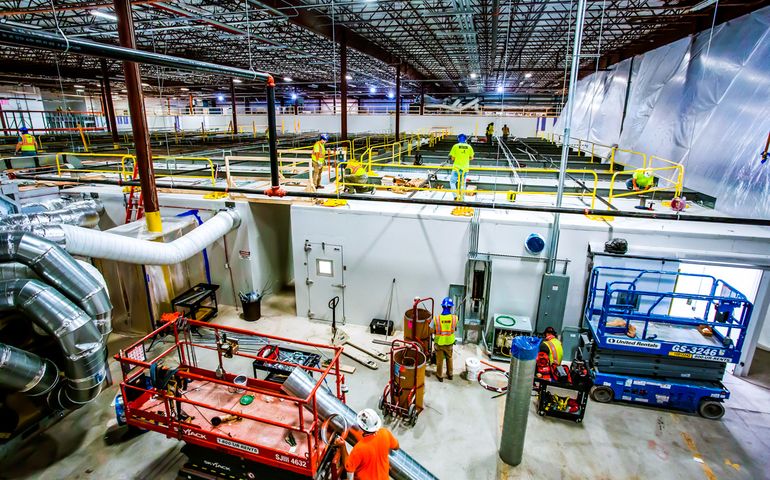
[447,374,453,380]
[437,377,443,383]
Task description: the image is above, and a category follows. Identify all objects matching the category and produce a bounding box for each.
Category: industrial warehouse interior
[1,0,770,479]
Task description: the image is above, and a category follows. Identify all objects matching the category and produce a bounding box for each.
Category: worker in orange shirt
[311,133,329,190]
[336,409,399,480]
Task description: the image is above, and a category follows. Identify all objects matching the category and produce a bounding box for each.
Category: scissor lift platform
[583,267,753,419]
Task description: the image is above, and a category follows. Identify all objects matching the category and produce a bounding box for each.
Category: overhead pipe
[282,368,439,480]
[52,209,240,265]
[0,279,106,410]
[17,173,770,228]
[0,25,268,81]
[0,232,112,336]
[546,0,587,274]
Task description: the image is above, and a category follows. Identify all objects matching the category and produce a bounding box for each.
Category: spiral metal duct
[0,231,112,335]
[0,279,106,410]
[282,368,439,480]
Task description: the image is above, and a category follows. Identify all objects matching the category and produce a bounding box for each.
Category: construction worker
[540,327,563,365]
[343,159,373,194]
[485,122,494,144]
[432,297,458,382]
[311,133,329,189]
[502,124,510,142]
[448,134,474,201]
[336,409,399,480]
[15,127,39,157]
[625,169,654,191]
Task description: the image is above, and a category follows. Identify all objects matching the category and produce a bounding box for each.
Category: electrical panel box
[535,273,570,334]
[485,314,533,361]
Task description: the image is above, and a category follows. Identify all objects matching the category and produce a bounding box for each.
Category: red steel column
[340,32,348,141]
[100,59,120,146]
[230,78,238,134]
[395,63,401,141]
[114,0,161,232]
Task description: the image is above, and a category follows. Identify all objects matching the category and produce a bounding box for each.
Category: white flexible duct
[60,209,240,265]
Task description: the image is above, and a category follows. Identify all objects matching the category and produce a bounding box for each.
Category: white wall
[290,202,770,332]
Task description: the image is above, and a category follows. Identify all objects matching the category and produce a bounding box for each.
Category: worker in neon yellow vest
[448,134,474,201]
[15,127,39,157]
[432,297,458,382]
[343,159,373,194]
[311,133,329,189]
[626,169,654,191]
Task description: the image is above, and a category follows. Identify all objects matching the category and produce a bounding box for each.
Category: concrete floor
[3,290,769,480]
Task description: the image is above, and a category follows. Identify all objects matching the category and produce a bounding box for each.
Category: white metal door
[304,241,345,323]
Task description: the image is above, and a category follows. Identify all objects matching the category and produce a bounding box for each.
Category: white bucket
[466,357,482,382]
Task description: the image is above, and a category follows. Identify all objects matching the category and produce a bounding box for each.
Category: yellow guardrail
[54,152,217,186]
[335,161,599,209]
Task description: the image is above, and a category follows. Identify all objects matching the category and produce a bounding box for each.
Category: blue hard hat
[19,127,29,134]
[320,134,329,141]
[441,297,454,308]
[457,134,467,143]
[524,233,546,255]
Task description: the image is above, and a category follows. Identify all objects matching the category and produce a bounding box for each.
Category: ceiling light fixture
[90,10,117,21]
[217,94,225,101]
[73,84,85,89]
[387,91,395,99]
[232,79,242,83]
[345,75,352,80]
[470,73,478,79]
[180,87,189,91]
[283,77,293,82]
[291,93,298,100]
[496,85,504,93]
[369,86,376,94]
[524,73,532,79]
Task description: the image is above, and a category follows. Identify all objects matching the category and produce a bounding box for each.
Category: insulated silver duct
[282,368,439,480]
[0,232,112,335]
[0,279,106,410]
[0,199,103,229]
[0,343,59,396]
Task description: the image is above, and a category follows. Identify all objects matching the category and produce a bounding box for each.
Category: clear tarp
[555,6,770,218]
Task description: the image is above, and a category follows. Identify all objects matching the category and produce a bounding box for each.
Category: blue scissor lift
[581,266,753,419]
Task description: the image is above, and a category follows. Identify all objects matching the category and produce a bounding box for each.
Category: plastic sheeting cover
[555,6,770,218]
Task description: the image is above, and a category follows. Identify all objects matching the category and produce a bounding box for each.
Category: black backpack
[604,238,628,254]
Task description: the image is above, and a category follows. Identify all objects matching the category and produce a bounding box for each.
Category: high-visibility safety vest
[449,143,474,172]
[348,162,365,176]
[486,125,494,135]
[434,313,457,346]
[312,140,326,165]
[19,134,36,152]
[542,336,563,364]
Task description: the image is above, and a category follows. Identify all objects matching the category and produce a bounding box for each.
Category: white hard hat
[356,408,382,433]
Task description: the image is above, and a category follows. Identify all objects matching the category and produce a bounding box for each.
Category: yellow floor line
[680,432,717,480]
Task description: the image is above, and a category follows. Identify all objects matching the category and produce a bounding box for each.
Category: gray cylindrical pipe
[0,279,106,410]
[499,336,542,466]
[0,231,112,335]
[282,368,439,480]
[0,343,59,396]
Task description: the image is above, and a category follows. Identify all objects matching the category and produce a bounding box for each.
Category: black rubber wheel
[407,405,417,426]
[698,399,725,420]
[378,395,386,412]
[590,385,614,403]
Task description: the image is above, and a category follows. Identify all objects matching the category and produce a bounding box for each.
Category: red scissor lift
[115,317,347,479]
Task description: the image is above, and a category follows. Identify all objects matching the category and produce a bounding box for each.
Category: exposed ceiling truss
[0,0,767,98]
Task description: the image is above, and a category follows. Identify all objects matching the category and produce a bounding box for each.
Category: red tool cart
[115,316,347,479]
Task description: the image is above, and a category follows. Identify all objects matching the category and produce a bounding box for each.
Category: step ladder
[124,162,144,223]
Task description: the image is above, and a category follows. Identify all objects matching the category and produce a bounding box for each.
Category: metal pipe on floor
[499,336,541,466]
[17,173,770,227]
[546,0,587,274]
[282,368,439,480]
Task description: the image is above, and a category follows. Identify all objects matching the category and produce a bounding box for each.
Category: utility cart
[379,340,426,426]
[115,316,347,479]
[582,266,753,419]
